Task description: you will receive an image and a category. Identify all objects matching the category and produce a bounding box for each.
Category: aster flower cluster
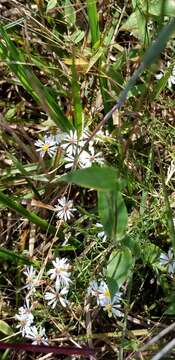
[34,128,104,169]
[15,257,71,345]
[88,280,123,318]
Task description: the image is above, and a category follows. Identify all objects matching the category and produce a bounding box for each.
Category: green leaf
[87,0,100,47]
[64,0,76,26]
[5,107,16,120]
[0,248,30,264]
[107,247,133,298]
[60,166,126,191]
[98,190,128,241]
[46,0,57,13]
[0,321,13,336]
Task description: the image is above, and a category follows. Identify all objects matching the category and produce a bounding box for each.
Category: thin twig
[151,338,175,360]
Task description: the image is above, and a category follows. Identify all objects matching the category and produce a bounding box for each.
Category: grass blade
[0,248,30,264]
[0,27,73,132]
[0,191,56,234]
[86,0,100,47]
[71,54,83,136]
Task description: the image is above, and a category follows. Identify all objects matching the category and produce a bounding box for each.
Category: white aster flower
[34,135,57,158]
[44,282,69,308]
[87,280,101,299]
[23,265,38,291]
[88,280,123,317]
[15,300,34,336]
[55,196,76,222]
[64,152,84,169]
[80,146,104,168]
[160,248,175,274]
[96,223,107,242]
[61,130,83,155]
[25,325,48,345]
[47,257,71,286]
[98,282,123,318]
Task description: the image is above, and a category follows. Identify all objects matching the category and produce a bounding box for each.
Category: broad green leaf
[64,0,76,26]
[0,248,30,264]
[46,0,57,13]
[0,321,13,336]
[98,190,128,241]
[60,166,126,191]
[107,247,133,298]
[121,11,149,43]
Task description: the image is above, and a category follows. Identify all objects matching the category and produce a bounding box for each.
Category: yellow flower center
[104,289,110,298]
[42,143,50,152]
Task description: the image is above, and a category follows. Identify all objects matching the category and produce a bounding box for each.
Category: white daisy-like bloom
[160,248,175,274]
[61,130,83,155]
[23,265,38,291]
[44,282,69,308]
[64,152,82,169]
[15,300,34,336]
[88,280,123,318]
[47,257,71,286]
[34,135,57,158]
[25,325,48,345]
[87,280,101,300]
[98,282,123,318]
[96,223,107,242]
[80,146,104,168]
[55,196,76,222]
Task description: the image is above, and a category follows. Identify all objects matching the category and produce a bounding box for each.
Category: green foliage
[98,190,128,241]
[0,321,13,336]
[0,248,30,264]
[107,248,133,298]
[0,27,73,133]
[60,166,126,191]
[86,0,100,47]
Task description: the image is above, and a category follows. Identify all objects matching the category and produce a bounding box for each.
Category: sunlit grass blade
[0,27,73,132]
[71,54,83,136]
[0,191,56,234]
[86,0,100,47]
